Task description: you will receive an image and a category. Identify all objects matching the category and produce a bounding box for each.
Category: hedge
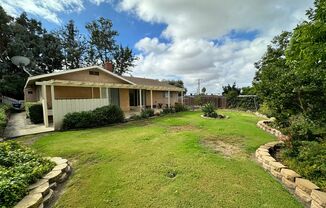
[0,104,11,137]
[62,105,124,130]
[0,142,54,207]
[28,104,44,124]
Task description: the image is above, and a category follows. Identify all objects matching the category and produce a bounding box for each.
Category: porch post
[181,90,184,105]
[106,88,109,105]
[99,87,102,99]
[42,85,49,127]
[50,85,55,129]
[150,90,153,109]
[139,89,142,110]
[168,91,171,108]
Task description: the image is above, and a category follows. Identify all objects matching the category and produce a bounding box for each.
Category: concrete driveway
[4,112,54,138]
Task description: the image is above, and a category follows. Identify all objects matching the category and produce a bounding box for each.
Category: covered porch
[36,79,184,129]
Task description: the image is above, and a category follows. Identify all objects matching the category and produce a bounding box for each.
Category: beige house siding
[119,89,130,112]
[48,69,128,84]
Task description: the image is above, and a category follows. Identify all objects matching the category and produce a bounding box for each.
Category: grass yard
[19,110,302,208]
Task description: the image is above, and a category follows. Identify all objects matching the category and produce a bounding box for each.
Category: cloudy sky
[0,0,314,94]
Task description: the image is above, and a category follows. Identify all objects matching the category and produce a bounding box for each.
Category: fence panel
[53,98,108,129]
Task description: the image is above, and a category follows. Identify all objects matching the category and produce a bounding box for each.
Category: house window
[89,71,99,76]
[101,88,107,98]
[163,91,172,98]
[28,91,33,94]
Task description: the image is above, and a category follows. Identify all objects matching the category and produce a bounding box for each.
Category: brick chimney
[104,61,113,72]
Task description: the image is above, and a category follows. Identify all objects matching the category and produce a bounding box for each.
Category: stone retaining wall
[14,157,71,208]
[257,119,289,141]
[256,136,326,207]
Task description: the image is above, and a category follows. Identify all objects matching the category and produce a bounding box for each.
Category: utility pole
[197,79,201,95]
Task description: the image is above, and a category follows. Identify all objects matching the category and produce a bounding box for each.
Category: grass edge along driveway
[19,110,303,208]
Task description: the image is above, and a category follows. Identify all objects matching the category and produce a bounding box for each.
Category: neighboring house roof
[24,66,135,89]
[24,66,183,91]
[122,76,178,89]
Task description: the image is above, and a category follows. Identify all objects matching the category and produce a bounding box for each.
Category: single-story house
[24,63,184,129]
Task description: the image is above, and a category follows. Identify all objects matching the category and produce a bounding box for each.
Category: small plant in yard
[162,107,175,114]
[174,103,188,112]
[140,108,155,119]
[0,104,11,136]
[0,141,54,207]
[202,103,218,118]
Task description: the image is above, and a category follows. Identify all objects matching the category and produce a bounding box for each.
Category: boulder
[295,187,312,203]
[28,179,48,191]
[14,193,43,208]
[280,169,301,182]
[270,161,286,172]
[311,190,326,207]
[295,178,319,195]
[270,169,282,179]
[282,177,296,189]
[53,163,69,172]
[311,200,324,208]
[58,173,68,183]
[50,157,68,165]
[43,170,63,183]
[43,189,54,205]
[30,182,50,197]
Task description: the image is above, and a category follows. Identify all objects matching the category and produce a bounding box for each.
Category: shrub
[93,105,125,125]
[280,140,326,190]
[202,103,218,118]
[62,111,95,130]
[28,104,43,124]
[25,102,39,118]
[258,102,273,117]
[286,114,317,141]
[0,142,54,207]
[140,108,154,119]
[162,107,175,114]
[174,103,188,112]
[62,105,124,130]
[0,104,11,136]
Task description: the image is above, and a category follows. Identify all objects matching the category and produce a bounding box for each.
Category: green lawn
[19,110,302,208]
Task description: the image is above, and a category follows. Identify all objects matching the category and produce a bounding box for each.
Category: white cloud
[0,0,109,24]
[119,0,314,93]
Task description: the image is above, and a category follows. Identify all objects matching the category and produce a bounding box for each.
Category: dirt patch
[168,125,198,133]
[202,139,244,157]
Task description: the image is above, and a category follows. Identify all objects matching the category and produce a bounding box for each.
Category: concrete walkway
[4,112,54,138]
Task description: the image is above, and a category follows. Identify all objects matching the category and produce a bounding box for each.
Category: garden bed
[0,142,71,207]
[256,119,326,207]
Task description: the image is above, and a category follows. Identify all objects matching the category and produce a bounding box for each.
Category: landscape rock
[43,170,62,183]
[295,187,312,203]
[311,200,324,208]
[311,190,326,207]
[49,182,57,190]
[262,156,276,165]
[295,178,319,195]
[58,172,68,183]
[282,177,296,189]
[30,182,50,197]
[281,169,301,182]
[270,161,286,172]
[14,193,43,208]
[43,189,54,205]
[50,157,68,165]
[270,169,282,179]
[28,179,48,191]
[53,163,69,172]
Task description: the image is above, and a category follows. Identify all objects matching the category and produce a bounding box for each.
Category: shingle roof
[122,76,180,89]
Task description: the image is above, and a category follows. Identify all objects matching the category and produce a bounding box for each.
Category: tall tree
[86,17,137,74]
[58,20,85,69]
[86,17,118,64]
[113,45,137,75]
[201,87,206,94]
[165,80,187,95]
